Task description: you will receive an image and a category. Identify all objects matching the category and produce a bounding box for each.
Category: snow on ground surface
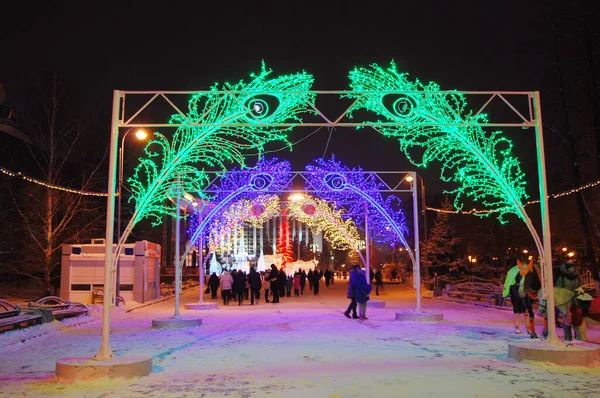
[2,281,600,397]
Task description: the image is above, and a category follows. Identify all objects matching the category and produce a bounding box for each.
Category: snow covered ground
[2,281,600,397]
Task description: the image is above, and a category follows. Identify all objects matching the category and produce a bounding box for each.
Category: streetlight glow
[567,252,575,258]
[405,175,414,182]
[135,129,148,140]
[562,247,568,252]
[522,249,529,254]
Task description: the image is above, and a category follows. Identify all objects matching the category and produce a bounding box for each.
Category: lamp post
[115,128,148,303]
[405,174,427,277]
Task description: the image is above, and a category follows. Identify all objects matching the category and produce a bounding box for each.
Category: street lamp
[116,128,148,302]
[406,173,428,276]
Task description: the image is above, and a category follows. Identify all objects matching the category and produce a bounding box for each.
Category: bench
[0,300,54,333]
[28,296,89,320]
[92,288,125,306]
[446,282,503,305]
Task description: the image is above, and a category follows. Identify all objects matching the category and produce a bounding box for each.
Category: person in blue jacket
[355,267,372,320]
[344,265,360,319]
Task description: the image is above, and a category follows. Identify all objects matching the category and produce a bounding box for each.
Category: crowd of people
[207,265,337,305]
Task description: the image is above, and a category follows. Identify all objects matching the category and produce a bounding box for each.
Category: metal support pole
[198,214,204,304]
[412,172,422,312]
[420,177,428,278]
[533,92,557,342]
[115,142,124,305]
[365,204,371,285]
[173,177,182,319]
[95,90,120,360]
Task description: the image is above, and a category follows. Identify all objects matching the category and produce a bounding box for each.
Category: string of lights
[3,163,599,213]
[425,178,600,214]
[0,166,109,197]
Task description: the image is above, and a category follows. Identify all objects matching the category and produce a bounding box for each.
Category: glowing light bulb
[135,129,148,140]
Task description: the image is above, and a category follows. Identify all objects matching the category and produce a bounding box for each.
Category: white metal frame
[97,89,555,359]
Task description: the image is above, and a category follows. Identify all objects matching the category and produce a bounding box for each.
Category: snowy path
[2,282,600,397]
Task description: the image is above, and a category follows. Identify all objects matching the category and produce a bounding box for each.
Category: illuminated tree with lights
[346,62,543,262]
[423,197,461,276]
[277,209,294,269]
[121,65,314,256]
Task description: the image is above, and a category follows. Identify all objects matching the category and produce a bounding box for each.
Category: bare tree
[6,75,106,294]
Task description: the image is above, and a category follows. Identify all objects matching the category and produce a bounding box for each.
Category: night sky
[0,0,571,199]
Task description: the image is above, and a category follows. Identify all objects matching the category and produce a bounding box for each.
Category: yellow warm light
[470,258,477,263]
[562,247,568,252]
[135,129,148,140]
[567,252,575,258]
[289,193,305,202]
[522,249,528,254]
[405,175,414,182]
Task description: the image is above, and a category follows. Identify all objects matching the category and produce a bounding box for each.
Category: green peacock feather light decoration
[123,63,314,247]
[347,62,529,224]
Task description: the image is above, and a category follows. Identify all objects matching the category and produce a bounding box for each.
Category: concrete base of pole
[184,302,219,310]
[368,300,385,308]
[56,355,152,381]
[395,310,444,323]
[152,318,202,329]
[508,341,600,366]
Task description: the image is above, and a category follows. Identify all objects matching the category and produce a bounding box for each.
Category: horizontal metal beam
[119,90,537,129]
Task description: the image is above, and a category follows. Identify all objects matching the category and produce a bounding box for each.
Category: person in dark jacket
[285,275,293,297]
[375,268,383,296]
[312,268,321,296]
[344,265,359,319]
[279,269,287,299]
[300,269,307,295]
[308,269,313,290]
[208,272,220,299]
[269,264,280,303]
[248,266,262,305]
[233,270,247,305]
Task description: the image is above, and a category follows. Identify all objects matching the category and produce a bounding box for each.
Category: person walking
[356,267,372,320]
[233,270,246,306]
[502,260,528,334]
[220,270,233,305]
[308,269,313,291]
[313,268,321,296]
[279,269,287,299]
[293,273,300,297]
[285,275,293,297]
[269,264,280,303]
[208,272,220,299]
[248,266,262,305]
[300,269,306,295]
[263,269,271,303]
[344,265,359,319]
[375,268,383,296]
